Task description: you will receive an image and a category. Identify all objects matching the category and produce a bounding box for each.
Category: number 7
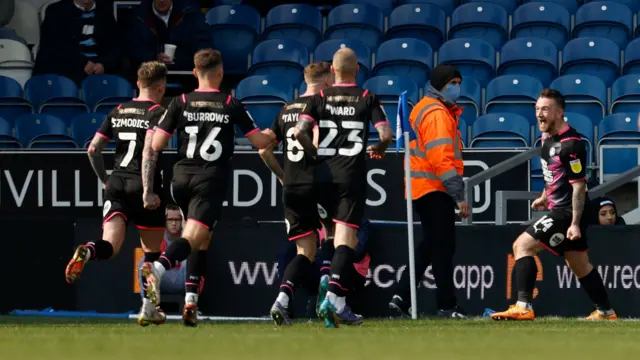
[118,132,137,167]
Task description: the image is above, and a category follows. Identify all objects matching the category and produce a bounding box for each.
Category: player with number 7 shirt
[139,49,276,327]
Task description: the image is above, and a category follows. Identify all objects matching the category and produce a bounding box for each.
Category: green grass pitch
[0,317,638,359]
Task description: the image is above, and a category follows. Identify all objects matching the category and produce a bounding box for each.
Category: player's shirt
[300,85,388,183]
[540,126,587,210]
[97,100,165,176]
[271,96,316,185]
[156,90,258,175]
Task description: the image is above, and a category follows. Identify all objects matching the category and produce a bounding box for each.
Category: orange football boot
[490,304,535,321]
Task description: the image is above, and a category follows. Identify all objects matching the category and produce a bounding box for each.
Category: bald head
[332,48,358,77]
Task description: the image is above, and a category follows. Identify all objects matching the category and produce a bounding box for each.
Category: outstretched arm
[258,142,284,185]
[87,134,109,184]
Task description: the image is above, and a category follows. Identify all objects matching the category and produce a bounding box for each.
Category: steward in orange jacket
[389,65,470,318]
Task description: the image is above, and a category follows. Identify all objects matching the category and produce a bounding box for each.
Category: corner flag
[395,91,415,152]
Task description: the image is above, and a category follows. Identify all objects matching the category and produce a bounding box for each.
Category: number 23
[317,120,364,156]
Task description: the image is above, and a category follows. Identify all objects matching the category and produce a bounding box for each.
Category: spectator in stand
[34,0,122,85]
[128,0,211,72]
[0,0,14,27]
[591,197,626,225]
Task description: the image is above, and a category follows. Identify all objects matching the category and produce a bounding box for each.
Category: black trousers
[392,191,458,310]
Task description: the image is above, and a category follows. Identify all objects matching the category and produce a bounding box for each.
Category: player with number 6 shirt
[296,48,393,327]
[140,49,276,327]
[64,61,169,326]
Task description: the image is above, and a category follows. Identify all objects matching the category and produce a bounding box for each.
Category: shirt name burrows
[183,111,230,124]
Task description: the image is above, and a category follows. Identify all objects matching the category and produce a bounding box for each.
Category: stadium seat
[610,75,640,113]
[0,38,33,87]
[313,39,372,87]
[622,38,640,75]
[263,4,323,51]
[573,2,632,49]
[205,5,261,75]
[71,113,107,148]
[459,117,468,147]
[498,38,558,87]
[560,37,620,87]
[235,75,294,130]
[533,112,595,166]
[611,0,640,12]
[386,4,446,53]
[340,0,394,16]
[213,0,243,4]
[248,39,309,87]
[597,113,640,177]
[449,3,509,51]
[437,38,496,88]
[0,75,33,123]
[460,0,518,14]
[81,75,134,115]
[522,0,577,14]
[511,2,570,51]
[324,4,384,51]
[470,113,530,148]
[0,116,20,148]
[549,75,607,126]
[14,114,77,148]
[363,75,419,136]
[0,28,27,45]
[24,75,89,124]
[5,1,39,49]
[397,0,455,16]
[372,38,433,88]
[485,75,544,126]
[425,78,482,124]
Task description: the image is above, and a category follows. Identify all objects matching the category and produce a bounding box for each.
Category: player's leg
[318,183,364,327]
[137,227,166,326]
[182,239,210,327]
[564,250,617,320]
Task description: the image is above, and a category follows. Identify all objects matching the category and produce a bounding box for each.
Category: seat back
[598,113,640,176]
[373,38,433,88]
[71,112,106,148]
[511,2,570,50]
[522,0,577,14]
[235,75,294,129]
[561,37,620,86]
[398,0,455,16]
[470,113,530,148]
[340,0,395,16]
[263,4,323,51]
[6,1,39,48]
[325,4,384,51]
[82,75,134,111]
[485,75,543,125]
[550,75,607,125]
[363,75,419,133]
[387,4,446,52]
[462,0,518,14]
[449,3,509,50]
[610,74,640,113]
[498,37,558,87]
[574,1,633,49]
[14,113,76,147]
[250,39,309,87]
[438,38,496,87]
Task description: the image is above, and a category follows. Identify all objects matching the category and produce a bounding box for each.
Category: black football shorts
[103,174,165,230]
[170,170,228,230]
[525,208,589,256]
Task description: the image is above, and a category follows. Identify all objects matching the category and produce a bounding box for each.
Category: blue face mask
[442,84,461,102]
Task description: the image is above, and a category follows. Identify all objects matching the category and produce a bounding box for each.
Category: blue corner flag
[395,91,415,153]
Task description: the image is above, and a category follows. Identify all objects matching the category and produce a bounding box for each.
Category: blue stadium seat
[550,75,607,125]
[340,0,394,16]
[511,2,570,51]
[561,37,620,87]
[0,116,20,148]
[386,4,446,53]
[522,0,577,14]
[461,0,518,14]
[0,75,32,123]
[485,75,544,126]
[437,38,496,88]
[24,75,89,125]
[263,4,323,51]
[398,0,455,16]
[235,75,294,130]
[449,3,509,51]
[622,38,640,74]
[0,28,27,45]
[372,38,433,88]
[597,113,640,177]
[81,75,134,115]
[206,5,261,75]
[363,76,419,137]
[533,112,595,166]
[313,39,372,86]
[611,0,640,12]
[325,4,384,51]
[573,2,632,49]
[213,0,242,4]
[610,75,640,113]
[498,38,558,87]
[459,117,468,147]
[248,39,309,87]
[470,113,530,148]
[71,113,107,148]
[14,114,77,148]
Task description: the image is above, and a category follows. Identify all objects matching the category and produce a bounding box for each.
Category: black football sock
[318,239,334,278]
[185,250,208,299]
[277,255,312,308]
[157,238,192,270]
[327,245,355,298]
[142,252,161,298]
[515,256,537,305]
[579,268,612,311]
[86,240,114,260]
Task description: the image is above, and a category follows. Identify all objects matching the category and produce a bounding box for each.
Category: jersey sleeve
[299,95,320,124]
[562,139,587,183]
[96,109,114,140]
[368,93,389,128]
[155,98,181,136]
[147,105,166,131]
[231,98,259,136]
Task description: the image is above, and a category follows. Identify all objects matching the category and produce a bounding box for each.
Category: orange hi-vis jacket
[407,96,464,200]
